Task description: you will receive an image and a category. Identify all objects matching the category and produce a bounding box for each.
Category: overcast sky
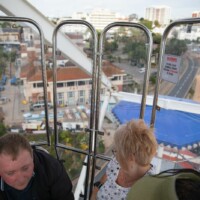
[27,0,200,19]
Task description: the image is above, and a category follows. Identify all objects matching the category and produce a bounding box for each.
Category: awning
[112,100,200,150]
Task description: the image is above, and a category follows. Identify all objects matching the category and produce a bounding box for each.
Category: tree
[104,40,118,53]
[139,19,153,30]
[154,20,160,27]
[0,122,6,137]
[165,38,188,56]
[153,33,162,45]
[152,33,162,55]
[0,22,11,28]
[0,47,7,76]
[123,41,146,64]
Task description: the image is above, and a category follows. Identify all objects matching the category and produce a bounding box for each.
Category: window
[78,90,85,104]
[57,92,64,105]
[37,83,43,87]
[78,81,85,86]
[111,76,118,81]
[67,82,75,87]
[89,80,92,85]
[57,82,64,87]
[79,90,85,97]
[33,82,43,88]
[67,91,75,105]
[68,91,75,98]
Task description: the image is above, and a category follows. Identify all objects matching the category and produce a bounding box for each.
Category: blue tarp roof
[112,100,200,149]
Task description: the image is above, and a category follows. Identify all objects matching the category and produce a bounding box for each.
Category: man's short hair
[127,169,200,200]
[176,178,200,200]
[0,133,33,160]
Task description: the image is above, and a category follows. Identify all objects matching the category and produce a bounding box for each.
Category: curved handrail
[52,19,98,200]
[150,17,200,127]
[0,16,50,145]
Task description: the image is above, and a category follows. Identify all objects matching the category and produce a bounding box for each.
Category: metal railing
[151,17,200,127]
[0,16,50,145]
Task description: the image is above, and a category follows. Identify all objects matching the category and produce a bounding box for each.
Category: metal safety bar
[98,21,153,124]
[150,18,200,127]
[52,20,154,200]
[88,21,154,198]
[0,16,50,146]
[52,20,98,200]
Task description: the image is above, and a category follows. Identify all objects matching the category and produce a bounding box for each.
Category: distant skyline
[27,0,200,19]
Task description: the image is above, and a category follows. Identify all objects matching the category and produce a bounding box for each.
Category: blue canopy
[112,100,200,149]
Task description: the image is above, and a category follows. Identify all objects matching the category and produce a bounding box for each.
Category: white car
[139,68,145,73]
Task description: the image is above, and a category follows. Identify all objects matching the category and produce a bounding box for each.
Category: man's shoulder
[33,146,49,154]
[33,146,59,167]
[33,146,64,179]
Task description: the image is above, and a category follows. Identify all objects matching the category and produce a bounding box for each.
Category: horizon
[27,0,200,20]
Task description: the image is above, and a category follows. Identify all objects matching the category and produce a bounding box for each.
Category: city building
[88,8,117,30]
[21,62,125,106]
[145,5,171,26]
[192,11,200,18]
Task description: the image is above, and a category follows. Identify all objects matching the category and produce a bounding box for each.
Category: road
[113,61,148,85]
[1,79,28,126]
[168,58,199,98]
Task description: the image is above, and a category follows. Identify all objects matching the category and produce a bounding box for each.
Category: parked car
[0,96,9,104]
[10,76,17,85]
[0,85,5,91]
[30,102,53,111]
[1,75,7,85]
[139,68,145,73]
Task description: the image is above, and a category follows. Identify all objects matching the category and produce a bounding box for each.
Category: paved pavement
[1,80,28,126]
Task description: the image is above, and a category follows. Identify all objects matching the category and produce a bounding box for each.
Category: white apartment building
[192,11,200,18]
[57,10,129,33]
[145,5,171,26]
[57,12,90,34]
[88,8,117,30]
[58,9,117,33]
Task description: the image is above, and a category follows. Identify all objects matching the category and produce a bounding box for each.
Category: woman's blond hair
[114,119,157,167]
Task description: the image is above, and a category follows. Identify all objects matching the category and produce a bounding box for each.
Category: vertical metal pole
[150,18,200,127]
[52,20,98,200]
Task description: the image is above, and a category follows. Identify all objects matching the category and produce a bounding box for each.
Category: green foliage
[64,152,74,167]
[123,41,146,63]
[153,33,162,44]
[0,22,11,28]
[165,38,188,56]
[60,130,71,140]
[104,40,118,53]
[2,51,17,62]
[98,140,105,153]
[9,51,17,62]
[24,129,105,180]
[0,122,6,137]
[107,54,115,62]
[0,47,17,77]
[154,20,160,27]
[150,75,156,84]
[140,19,153,30]
[59,130,89,150]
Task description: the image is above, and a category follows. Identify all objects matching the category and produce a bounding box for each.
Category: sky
[27,0,200,19]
